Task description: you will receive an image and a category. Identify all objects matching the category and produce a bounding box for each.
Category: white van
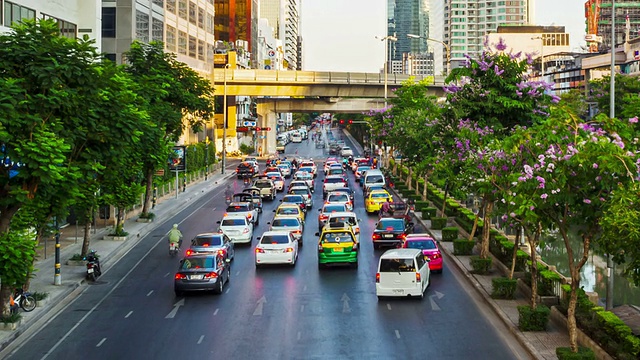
[376,248,430,299]
[363,169,386,189]
[290,131,302,143]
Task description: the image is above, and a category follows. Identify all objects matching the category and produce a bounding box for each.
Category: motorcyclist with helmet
[168,224,183,248]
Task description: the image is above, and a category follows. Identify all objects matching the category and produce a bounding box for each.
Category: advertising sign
[168,146,186,171]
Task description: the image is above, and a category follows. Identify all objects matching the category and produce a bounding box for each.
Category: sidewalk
[0,165,236,354]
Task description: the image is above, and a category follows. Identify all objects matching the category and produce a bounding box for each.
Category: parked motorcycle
[12,288,36,312]
[85,250,102,281]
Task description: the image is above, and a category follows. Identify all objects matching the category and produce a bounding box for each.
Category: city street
[8,129,530,360]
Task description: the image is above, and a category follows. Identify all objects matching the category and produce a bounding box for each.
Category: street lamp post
[606,0,616,312]
[407,34,451,77]
[221,64,230,175]
[531,36,545,77]
[375,35,397,108]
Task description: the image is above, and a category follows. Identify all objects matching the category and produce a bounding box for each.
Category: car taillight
[217,249,226,256]
[243,228,250,234]
[175,273,187,279]
[416,272,421,282]
[372,234,381,240]
[292,230,301,234]
[376,273,380,283]
[285,247,294,253]
[354,228,360,234]
[352,243,358,250]
[255,248,265,253]
[186,249,193,256]
[236,169,239,173]
[247,214,252,219]
[401,234,407,240]
[204,272,218,279]
[318,244,324,251]
[432,253,441,259]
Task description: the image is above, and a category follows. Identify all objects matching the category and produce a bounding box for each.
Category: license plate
[87,268,94,273]
[384,234,394,238]
[189,275,204,280]
[333,248,343,253]
[392,289,404,294]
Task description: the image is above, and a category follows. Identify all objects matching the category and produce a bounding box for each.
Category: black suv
[372,217,414,250]
[236,162,256,179]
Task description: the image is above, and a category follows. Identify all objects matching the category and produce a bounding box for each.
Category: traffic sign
[264,65,271,70]
[255,127,271,131]
[268,50,275,57]
[236,126,249,132]
[242,121,256,127]
[259,135,267,139]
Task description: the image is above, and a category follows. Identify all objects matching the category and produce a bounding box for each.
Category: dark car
[372,218,414,250]
[236,162,256,179]
[187,233,235,260]
[174,254,231,296]
[281,194,307,212]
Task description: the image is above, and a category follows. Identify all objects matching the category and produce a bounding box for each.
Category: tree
[123,41,214,217]
[588,74,640,119]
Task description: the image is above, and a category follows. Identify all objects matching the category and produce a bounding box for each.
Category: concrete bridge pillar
[256,103,278,156]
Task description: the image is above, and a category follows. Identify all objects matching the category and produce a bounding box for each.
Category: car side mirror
[315,232,320,237]
[216,221,221,224]
[267,222,271,225]
[273,209,276,212]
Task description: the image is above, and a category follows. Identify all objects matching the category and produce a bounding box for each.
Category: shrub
[492,277,517,299]
[442,227,459,241]
[556,347,596,360]
[32,292,48,301]
[408,194,422,201]
[414,200,429,210]
[239,143,255,155]
[453,239,475,255]
[517,305,550,331]
[470,256,492,274]
[139,212,156,220]
[539,269,562,296]
[69,253,84,261]
[0,313,21,324]
[421,207,437,220]
[430,217,447,230]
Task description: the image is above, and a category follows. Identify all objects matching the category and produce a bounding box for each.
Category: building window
[4,1,36,27]
[207,43,214,61]
[104,53,117,62]
[178,0,187,20]
[198,7,204,28]
[152,0,164,7]
[166,25,176,52]
[206,13,214,33]
[136,11,149,43]
[166,0,176,14]
[102,7,116,38]
[152,18,163,42]
[188,35,196,57]
[189,1,196,25]
[178,30,187,54]
[42,13,78,39]
[197,39,204,60]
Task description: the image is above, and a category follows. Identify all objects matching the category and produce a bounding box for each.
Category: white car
[293,172,314,191]
[376,249,430,299]
[255,231,299,267]
[224,202,260,227]
[217,215,253,244]
[299,161,317,176]
[277,164,292,178]
[269,216,304,245]
[325,191,353,211]
[340,146,354,157]
[326,212,361,242]
[266,172,285,192]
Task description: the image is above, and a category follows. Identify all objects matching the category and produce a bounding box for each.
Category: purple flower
[530,206,535,211]
[629,116,638,124]
[551,95,561,103]
[583,199,591,204]
[510,212,516,218]
[540,193,548,199]
[592,163,598,169]
[494,64,504,76]
[495,37,508,51]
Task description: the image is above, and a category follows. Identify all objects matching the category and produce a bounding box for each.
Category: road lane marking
[165,299,185,319]
[164,272,170,277]
[300,305,304,313]
[146,290,154,296]
[395,330,401,339]
[225,288,230,294]
[214,308,219,316]
[253,296,267,316]
[387,303,392,311]
[297,332,301,341]
[303,285,307,291]
[197,335,205,344]
[125,311,133,318]
[96,338,106,347]
[236,270,240,275]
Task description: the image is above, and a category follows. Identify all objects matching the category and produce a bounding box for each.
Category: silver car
[289,186,313,208]
[187,233,235,260]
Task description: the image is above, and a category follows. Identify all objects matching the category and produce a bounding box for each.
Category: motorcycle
[169,242,180,257]
[12,288,36,312]
[85,250,102,281]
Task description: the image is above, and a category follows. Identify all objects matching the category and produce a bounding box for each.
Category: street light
[221,63,230,175]
[531,36,545,77]
[375,35,397,107]
[606,0,616,312]
[407,34,451,77]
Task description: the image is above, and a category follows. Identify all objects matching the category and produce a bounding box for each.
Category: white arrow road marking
[395,330,401,339]
[429,291,445,311]
[125,311,133,318]
[146,290,154,296]
[213,308,219,316]
[165,298,185,318]
[253,296,267,316]
[341,293,351,314]
[197,335,204,344]
[96,338,106,347]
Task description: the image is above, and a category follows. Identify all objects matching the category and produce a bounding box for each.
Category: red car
[401,234,443,273]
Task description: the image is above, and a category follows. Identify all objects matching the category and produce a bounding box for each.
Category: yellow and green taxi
[365,189,393,213]
[315,222,358,269]
[274,203,306,223]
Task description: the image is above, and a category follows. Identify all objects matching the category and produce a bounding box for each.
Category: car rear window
[298,167,313,173]
[321,231,353,243]
[222,219,246,226]
[328,194,349,202]
[325,177,345,184]
[272,218,300,227]
[371,192,389,199]
[227,204,249,212]
[255,181,272,188]
[406,240,436,250]
[181,257,214,269]
[290,189,308,195]
[192,236,223,247]
[379,258,416,272]
[283,195,304,202]
[357,166,370,172]
[328,216,357,226]
[366,175,384,183]
[278,207,300,215]
[324,204,347,212]
[261,234,290,244]
[377,220,404,231]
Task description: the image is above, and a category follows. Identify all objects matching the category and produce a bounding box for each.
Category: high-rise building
[442,0,533,69]
[429,0,446,75]
[260,0,301,69]
[387,0,431,74]
[585,0,640,52]
[214,0,258,60]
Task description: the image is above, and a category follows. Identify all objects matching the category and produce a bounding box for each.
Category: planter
[136,218,153,223]
[491,277,517,299]
[470,256,492,274]
[104,235,127,241]
[66,259,87,266]
[556,347,596,360]
[453,239,475,255]
[421,207,437,220]
[517,304,550,331]
[1,320,20,331]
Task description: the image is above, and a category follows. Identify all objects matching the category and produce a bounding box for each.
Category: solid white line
[225,288,230,294]
[40,199,213,360]
[146,290,154,297]
[125,311,133,318]
[213,308,219,316]
[197,335,205,345]
[395,330,401,339]
[297,331,301,341]
[96,338,106,347]
[387,303,392,311]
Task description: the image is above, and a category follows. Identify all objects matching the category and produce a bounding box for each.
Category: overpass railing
[213,70,445,86]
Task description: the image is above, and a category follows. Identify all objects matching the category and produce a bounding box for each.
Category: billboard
[168,146,186,171]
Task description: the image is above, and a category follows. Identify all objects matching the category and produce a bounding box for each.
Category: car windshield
[328,216,357,226]
[272,218,300,227]
[328,194,349,202]
[342,147,351,151]
[222,219,246,226]
[192,236,223,247]
[277,165,289,170]
[379,258,416,272]
[377,220,404,231]
[261,234,290,244]
[227,205,249,212]
[371,192,389,199]
[329,169,343,175]
[296,173,312,179]
[324,204,347,212]
[321,231,354,243]
[278,207,300,215]
[367,175,384,183]
[255,181,272,188]
[406,240,437,250]
[180,257,214,269]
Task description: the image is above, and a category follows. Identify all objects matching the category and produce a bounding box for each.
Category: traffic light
[348,119,353,124]
[339,119,345,125]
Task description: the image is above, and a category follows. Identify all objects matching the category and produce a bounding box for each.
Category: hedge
[470,256,492,274]
[431,217,447,230]
[453,239,475,255]
[442,227,459,241]
[517,304,550,331]
[492,277,517,299]
[421,207,437,220]
[556,347,596,360]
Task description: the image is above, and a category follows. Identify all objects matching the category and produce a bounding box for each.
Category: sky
[301,0,586,72]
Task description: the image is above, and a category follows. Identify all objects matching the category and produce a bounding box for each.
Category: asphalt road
[7,126,530,360]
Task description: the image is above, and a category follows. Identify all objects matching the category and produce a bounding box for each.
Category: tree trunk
[468,215,479,241]
[1,283,13,317]
[528,222,542,309]
[141,170,154,215]
[0,205,19,233]
[81,221,91,256]
[407,167,412,190]
[509,234,518,280]
[423,174,428,200]
[567,279,579,352]
[479,197,493,259]
[440,183,449,215]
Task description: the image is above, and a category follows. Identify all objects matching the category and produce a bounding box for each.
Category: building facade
[586,0,640,52]
[387,0,431,74]
[259,0,300,69]
[214,0,258,63]
[428,0,445,75]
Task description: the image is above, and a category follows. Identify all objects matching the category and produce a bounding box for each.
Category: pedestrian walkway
[0,164,236,354]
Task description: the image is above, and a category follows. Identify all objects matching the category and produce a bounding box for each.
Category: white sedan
[217,214,253,244]
[255,231,299,267]
[266,172,285,192]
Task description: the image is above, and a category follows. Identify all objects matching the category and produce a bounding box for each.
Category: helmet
[173,224,178,228]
